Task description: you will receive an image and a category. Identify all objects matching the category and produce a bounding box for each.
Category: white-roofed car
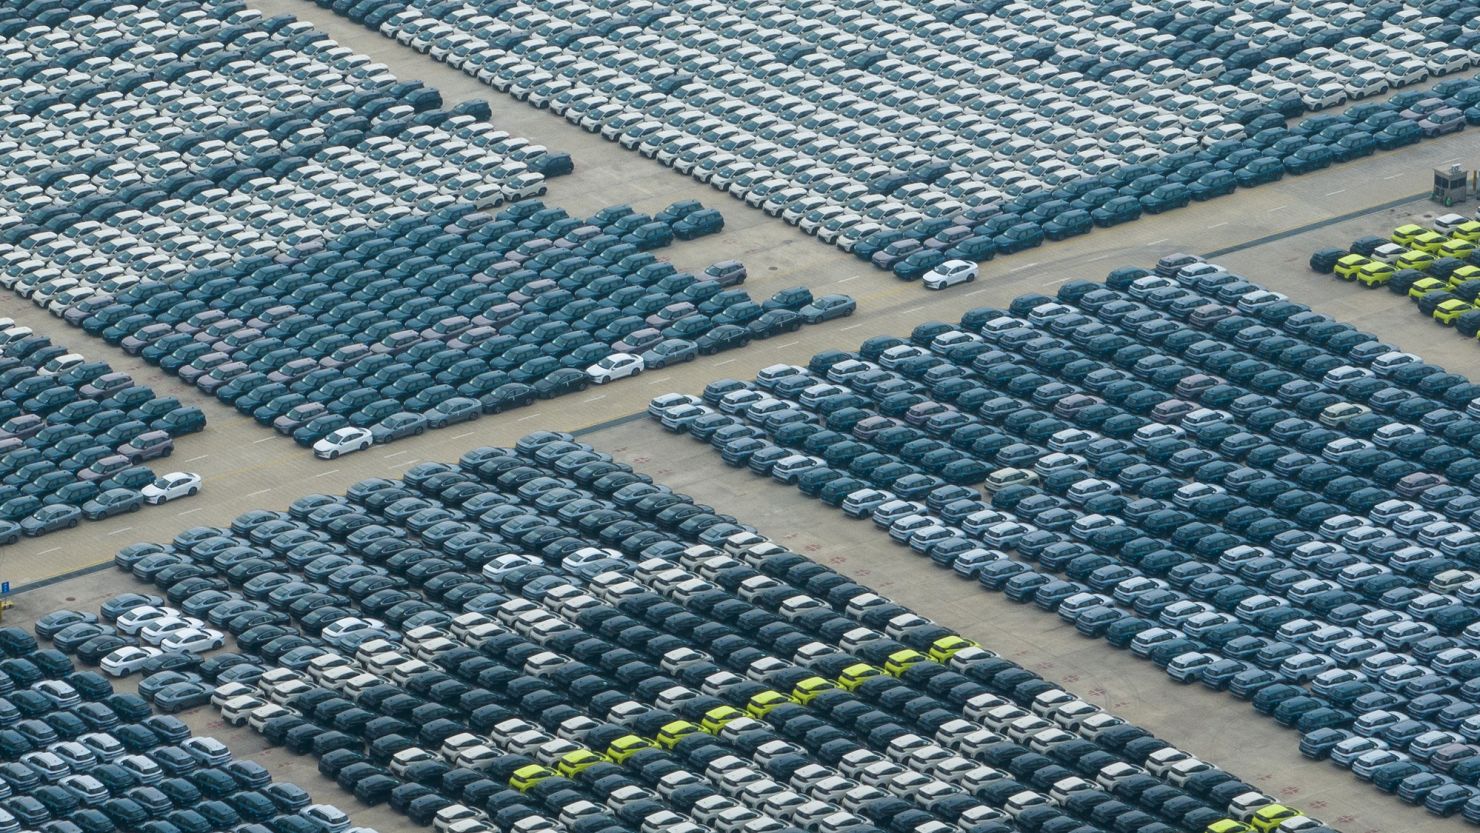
[141,471,201,504]
[586,353,644,384]
[314,426,372,459]
[99,646,163,677]
[922,259,978,290]
[159,627,226,654]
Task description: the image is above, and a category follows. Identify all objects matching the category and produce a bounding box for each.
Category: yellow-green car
[744,690,789,718]
[1393,223,1429,246]
[1439,238,1476,259]
[1409,277,1447,298]
[699,706,742,733]
[789,676,837,704]
[1249,805,1303,833]
[509,764,554,793]
[603,735,654,763]
[1332,253,1370,279]
[884,649,927,676]
[555,749,603,777]
[1396,250,1437,272]
[1435,299,1472,324]
[838,663,883,691]
[1411,230,1448,253]
[927,635,979,662]
[1447,264,1480,287]
[655,720,699,749]
[1204,821,1254,833]
[1452,220,1480,241]
[1355,262,1394,287]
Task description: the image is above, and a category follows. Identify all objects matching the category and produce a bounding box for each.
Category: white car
[141,472,201,504]
[116,606,183,636]
[323,617,390,647]
[141,617,206,646]
[923,260,979,289]
[314,427,372,459]
[99,646,163,677]
[501,172,547,200]
[160,627,225,654]
[586,353,644,384]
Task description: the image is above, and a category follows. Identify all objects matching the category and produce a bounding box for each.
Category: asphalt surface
[5,5,1480,830]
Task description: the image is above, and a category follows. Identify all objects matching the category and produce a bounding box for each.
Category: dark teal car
[1235,156,1285,187]
[1091,197,1142,227]
[1140,184,1190,213]
[1284,144,1334,175]
[993,223,1043,254]
[1042,209,1092,239]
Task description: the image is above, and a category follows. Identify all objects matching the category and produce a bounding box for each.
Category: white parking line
[244,488,272,498]
[1325,189,1346,197]
[646,376,670,385]
[715,358,736,366]
[1146,238,1168,246]
[107,527,133,536]
[37,547,59,555]
[517,413,543,421]
[836,275,859,283]
[1384,173,1404,180]
[966,288,989,296]
[841,323,863,330]
[1048,277,1072,285]
[185,454,209,463]
[774,341,799,349]
[1267,205,1287,213]
[252,436,274,444]
[313,469,340,478]
[453,431,475,439]
[1009,261,1041,273]
[584,394,607,402]
[1209,222,1229,229]
[383,450,409,458]
[177,507,203,516]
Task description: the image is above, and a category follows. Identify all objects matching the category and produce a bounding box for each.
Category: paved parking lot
[4,413,1461,833]
[7,5,1480,828]
[4,0,1480,585]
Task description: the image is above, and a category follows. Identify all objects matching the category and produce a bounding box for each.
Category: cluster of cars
[1311,214,1480,335]
[0,323,205,543]
[91,433,1303,833]
[326,0,1480,275]
[84,183,842,456]
[653,253,1480,819]
[18,605,374,833]
[0,0,568,321]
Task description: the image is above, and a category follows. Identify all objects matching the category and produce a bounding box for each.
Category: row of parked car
[0,0,860,453]
[0,320,205,543]
[93,432,1314,833]
[652,253,1480,819]
[1309,214,1480,337]
[0,0,569,308]
[324,0,1480,275]
[0,611,373,833]
[52,186,847,456]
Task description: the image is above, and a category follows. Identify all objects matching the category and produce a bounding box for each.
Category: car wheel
[130,504,139,512]
[162,448,171,456]
[328,451,339,459]
[187,488,197,496]
[68,519,77,528]
[415,428,424,435]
